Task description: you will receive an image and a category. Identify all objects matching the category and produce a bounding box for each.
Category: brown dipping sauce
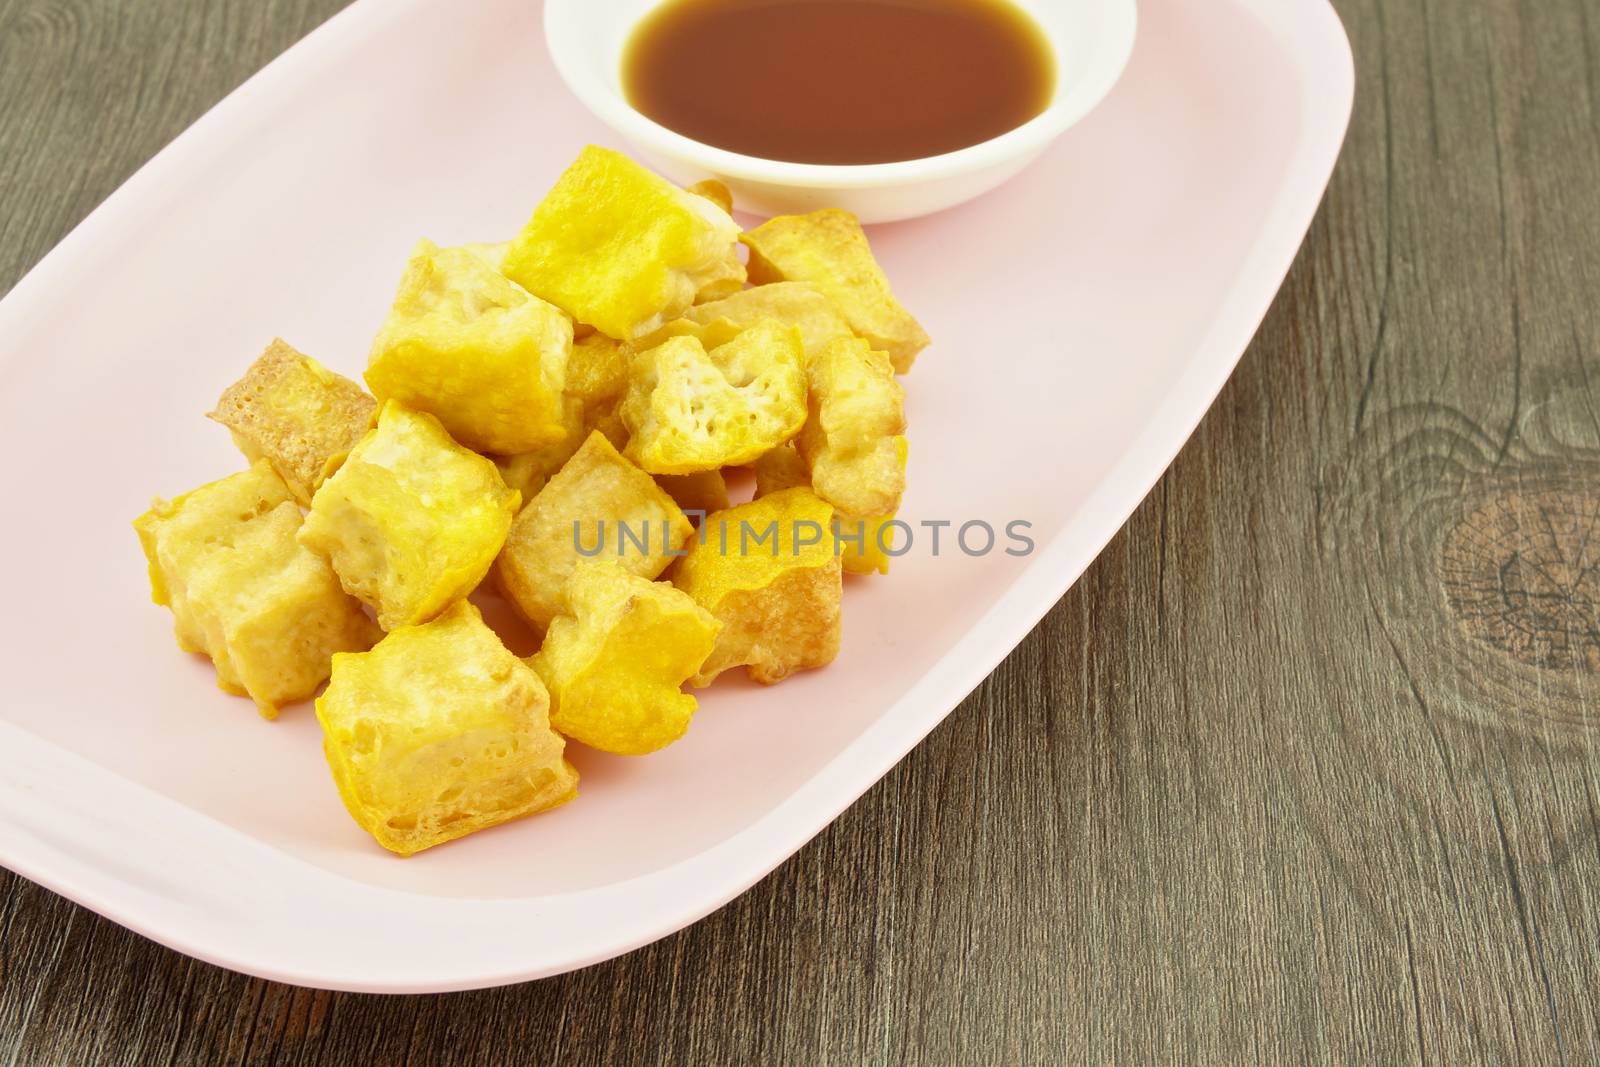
[622,0,1056,166]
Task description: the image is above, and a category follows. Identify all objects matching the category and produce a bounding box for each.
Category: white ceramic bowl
[544,0,1139,222]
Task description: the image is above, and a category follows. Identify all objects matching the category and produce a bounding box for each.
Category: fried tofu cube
[492,396,585,505]
[799,337,907,519]
[655,469,730,515]
[299,401,519,630]
[502,146,743,341]
[752,438,902,576]
[833,509,899,576]
[316,600,577,855]
[628,313,742,355]
[366,239,571,455]
[494,447,551,506]
[753,441,811,498]
[855,435,908,576]
[565,331,632,449]
[621,321,807,474]
[682,282,853,360]
[533,561,720,755]
[134,462,380,717]
[207,339,377,505]
[490,331,635,503]
[496,431,693,629]
[742,209,929,373]
[672,488,842,685]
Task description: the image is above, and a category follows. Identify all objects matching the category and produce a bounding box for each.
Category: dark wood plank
[3,0,1600,1063]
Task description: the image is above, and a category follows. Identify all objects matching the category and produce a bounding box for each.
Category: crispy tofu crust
[654,469,731,515]
[134,461,380,716]
[208,339,377,506]
[495,431,693,630]
[798,336,907,519]
[366,239,572,455]
[681,282,854,360]
[741,209,930,373]
[671,488,843,685]
[502,146,743,341]
[317,600,577,855]
[299,401,519,630]
[533,561,719,755]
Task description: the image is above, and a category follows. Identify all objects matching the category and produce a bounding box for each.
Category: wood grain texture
[3,0,1599,1063]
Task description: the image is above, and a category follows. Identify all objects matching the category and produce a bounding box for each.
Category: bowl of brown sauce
[544,0,1138,222]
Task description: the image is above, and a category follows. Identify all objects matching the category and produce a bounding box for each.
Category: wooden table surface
[4,0,1599,1062]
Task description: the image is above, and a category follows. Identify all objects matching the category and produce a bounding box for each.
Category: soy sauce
[622,0,1056,165]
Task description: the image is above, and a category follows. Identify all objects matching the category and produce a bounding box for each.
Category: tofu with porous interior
[621,320,807,474]
[366,238,571,455]
[317,600,577,856]
[741,209,930,373]
[134,461,380,717]
[533,561,720,755]
[502,146,743,341]
[672,488,842,685]
[207,339,377,505]
[496,431,693,630]
[299,401,519,630]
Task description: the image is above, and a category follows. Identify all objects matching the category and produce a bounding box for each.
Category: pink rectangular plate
[0,0,1352,991]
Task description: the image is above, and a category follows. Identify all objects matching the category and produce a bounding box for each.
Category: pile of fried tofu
[135,146,926,855]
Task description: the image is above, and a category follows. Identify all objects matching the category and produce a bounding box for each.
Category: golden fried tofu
[655,469,730,515]
[317,600,577,856]
[533,561,720,755]
[496,431,693,630]
[299,401,519,630]
[682,283,853,360]
[752,441,811,498]
[566,331,632,446]
[135,462,380,717]
[629,314,741,355]
[742,209,929,372]
[684,183,743,301]
[366,239,571,455]
[686,178,734,216]
[672,488,842,685]
[799,337,906,575]
[502,146,742,341]
[751,438,899,576]
[490,331,635,503]
[207,339,377,505]
[833,508,899,576]
[494,447,552,506]
[492,398,584,505]
[621,321,807,474]
[799,337,907,519]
